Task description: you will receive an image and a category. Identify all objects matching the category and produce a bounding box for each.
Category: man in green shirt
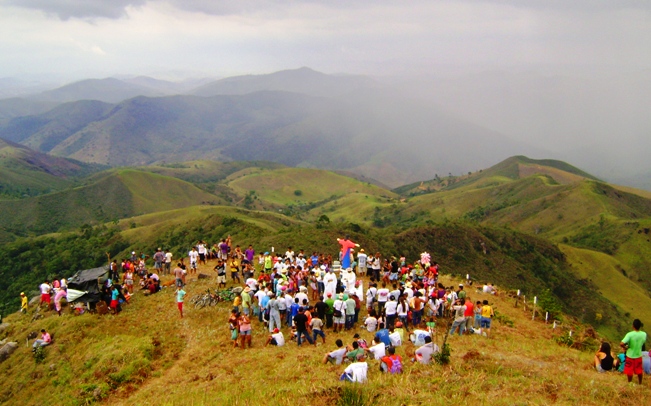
[324,292,335,329]
[620,319,648,384]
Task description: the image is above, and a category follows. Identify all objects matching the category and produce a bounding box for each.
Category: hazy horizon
[1,0,650,189]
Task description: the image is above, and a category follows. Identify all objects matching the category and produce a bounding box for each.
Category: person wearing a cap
[20,292,28,314]
[265,328,285,347]
[458,284,466,301]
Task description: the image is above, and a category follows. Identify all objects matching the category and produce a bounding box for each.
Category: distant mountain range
[1,67,648,189]
[0,68,544,186]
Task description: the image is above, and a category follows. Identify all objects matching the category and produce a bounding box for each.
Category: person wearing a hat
[241,287,252,316]
[20,292,28,314]
[265,328,285,347]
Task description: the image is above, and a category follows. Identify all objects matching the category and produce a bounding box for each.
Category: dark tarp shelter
[66,266,108,303]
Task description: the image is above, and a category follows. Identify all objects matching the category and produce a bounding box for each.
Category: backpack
[389,356,402,374]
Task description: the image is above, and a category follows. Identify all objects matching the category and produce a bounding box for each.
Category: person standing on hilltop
[165,249,173,275]
[153,248,165,275]
[337,236,359,269]
[196,241,207,265]
[188,247,199,275]
[39,279,51,309]
[620,319,648,384]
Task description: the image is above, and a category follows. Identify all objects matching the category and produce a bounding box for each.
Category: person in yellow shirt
[480,300,495,338]
[20,292,28,314]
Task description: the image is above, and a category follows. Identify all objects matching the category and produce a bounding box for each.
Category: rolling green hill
[226,167,396,206]
[0,169,223,236]
[0,138,104,201]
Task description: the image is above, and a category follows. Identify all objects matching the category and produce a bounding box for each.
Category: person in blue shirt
[374,322,391,347]
[110,285,120,314]
[289,298,300,327]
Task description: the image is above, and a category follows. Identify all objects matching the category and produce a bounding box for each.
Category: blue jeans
[450,320,465,336]
[297,330,314,346]
[313,329,326,342]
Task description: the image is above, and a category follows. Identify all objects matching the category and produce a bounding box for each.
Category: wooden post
[532,296,537,321]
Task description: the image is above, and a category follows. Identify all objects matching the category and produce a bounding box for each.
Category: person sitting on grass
[323,339,346,364]
[32,329,51,350]
[265,328,285,347]
[374,323,391,347]
[345,341,365,363]
[413,335,439,365]
[365,338,386,360]
[339,356,368,383]
[380,346,403,374]
[594,341,616,372]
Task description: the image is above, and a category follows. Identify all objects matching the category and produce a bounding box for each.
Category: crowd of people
[25,235,649,385]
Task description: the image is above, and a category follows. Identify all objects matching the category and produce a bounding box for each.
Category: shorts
[334,315,346,324]
[243,307,250,316]
[165,262,171,271]
[125,279,133,286]
[190,261,197,269]
[480,317,491,328]
[624,356,643,376]
[389,273,398,281]
[199,253,205,262]
[110,300,118,309]
[217,275,226,283]
[231,329,238,340]
[177,302,183,311]
[270,338,278,346]
[41,294,51,303]
[154,261,162,269]
[231,272,239,279]
[176,278,184,287]
[240,329,251,336]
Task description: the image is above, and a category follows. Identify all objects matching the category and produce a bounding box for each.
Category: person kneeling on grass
[265,328,285,347]
[380,346,403,374]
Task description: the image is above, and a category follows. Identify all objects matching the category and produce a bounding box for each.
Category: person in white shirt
[414,336,439,365]
[340,361,368,383]
[295,286,309,307]
[366,339,386,360]
[285,247,295,263]
[384,295,398,330]
[265,328,285,347]
[188,248,199,274]
[376,284,390,314]
[245,277,259,293]
[364,313,378,332]
[323,339,347,364]
[357,249,368,276]
[366,283,377,312]
[164,250,173,275]
[295,254,306,270]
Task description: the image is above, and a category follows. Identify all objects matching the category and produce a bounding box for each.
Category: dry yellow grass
[1,260,650,406]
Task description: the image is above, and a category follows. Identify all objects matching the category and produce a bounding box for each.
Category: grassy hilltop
[1,265,650,406]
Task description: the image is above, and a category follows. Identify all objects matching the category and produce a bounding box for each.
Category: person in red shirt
[380,346,403,373]
[464,298,474,334]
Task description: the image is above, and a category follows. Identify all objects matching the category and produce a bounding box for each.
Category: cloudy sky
[1,0,650,80]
